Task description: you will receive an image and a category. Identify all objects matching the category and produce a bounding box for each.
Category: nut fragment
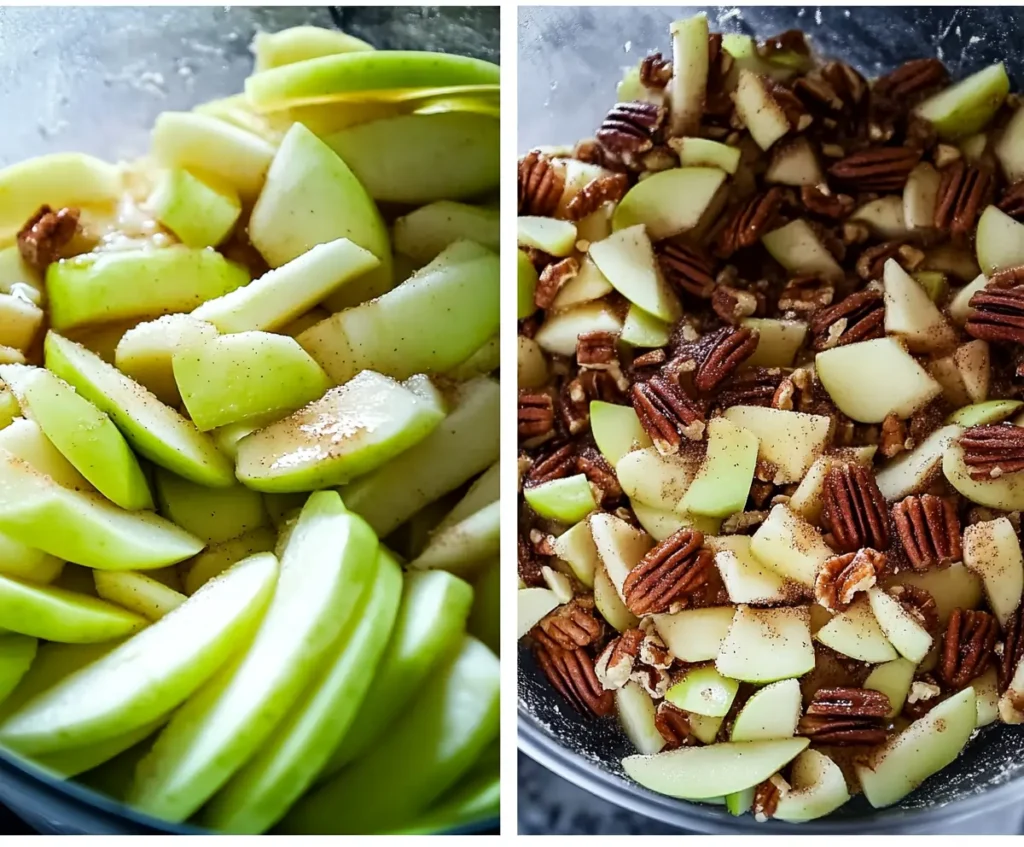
[693,326,759,393]
[800,183,854,220]
[565,172,630,221]
[959,424,1024,479]
[576,330,619,368]
[828,147,921,192]
[535,257,579,310]
[519,531,545,586]
[752,778,781,821]
[711,285,760,325]
[999,180,1024,220]
[639,52,673,89]
[576,446,623,506]
[888,584,940,634]
[797,687,891,745]
[815,548,885,612]
[622,528,714,615]
[716,367,786,409]
[879,413,909,459]
[594,627,644,690]
[939,608,998,688]
[518,151,565,217]
[892,494,961,570]
[597,101,665,155]
[534,642,614,716]
[777,274,835,314]
[808,288,885,351]
[631,374,705,454]
[17,205,79,271]
[821,463,890,553]
[655,701,696,750]
[855,241,903,282]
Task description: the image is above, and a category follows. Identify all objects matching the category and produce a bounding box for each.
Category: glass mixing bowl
[0,5,498,834]
[518,5,1024,834]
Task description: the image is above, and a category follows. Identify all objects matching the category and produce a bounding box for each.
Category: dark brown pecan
[888,584,940,634]
[572,137,628,172]
[759,28,810,57]
[576,447,622,505]
[639,52,673,89]
[767,79,812,129]
[856,241,903,282]
[597,101,665,155]
[518,391,555,442]
[795,61,867,113]
[594,628,644,690]
[537,258,580,311]
[704,33,735,119]
[565,172,630,221]
[821,61,869,107]
[934,160,995,239]
[716,367,786,409]
[576,330,619,368]
[965,285,1024,345]
[1000,607,1024,692]
[822,463,890,553]
[892,494,962,571]
[655,701,697,750]
[534,642,614,716]
[693,327,759,393]
[714,188,785,258]
[632,349,667,369]
[873,58,949,101]
[711,284,761,325]
[525,442,576,486]
[657,241,716,299]
[752,779,781,821]
[777,274,835,314]
[518,532,544,586]
[535,596,604,652]
[559,370,623,436]
[815,548,885,612]
[518,151,564,217]
[1000,180,1024,220]
[939,608,998,689]
[631,374,705,453]
[798,687,891,745]
[959,424,1024,479]
[808,288,885,351]
[17,205,79,271]
[801,183,855,220]
[828,147,921,192]
[622,528,713,615]
[902,674,947,719]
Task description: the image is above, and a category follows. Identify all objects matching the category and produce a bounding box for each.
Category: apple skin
[612,168,726,242]
[947,399,1021,427]
[150,168,241,249]
[914,62,1009,140]
[730,678,801,742]
[679,417,758,518]
[251,25,373,73]
[670,137,741,173]
[0,634,36,706]
[154,469,267,546]
[468,561,500,655]
[524,475,597,524]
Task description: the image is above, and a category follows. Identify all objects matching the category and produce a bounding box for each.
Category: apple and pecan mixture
[517,13,1024,822]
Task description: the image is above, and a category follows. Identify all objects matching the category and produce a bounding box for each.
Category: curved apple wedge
[0,416,91,493]
[393,743,498,835]
[730,678,801,741]
[202,551,403,834]
[0,634,37,706]
[0,364,152,510]
[252,25,373,73]
[181,526,278,595]
[612,167,726,241]
[45,332,234,487]
[154,469,267,546]
[622,737,810,800]
[773,750,851,822]
[394,201,500,265]
[34,718,165,779]
[408,501,500,579]
[716,606,815,683]
[815,596,898,663]
[93,571,186,622]
[278,635,500,834]
[914,63,1009,141]
[0,553,277,755]
[868,587,932,663]
[962,517,1024,627]
[127,491,378,822]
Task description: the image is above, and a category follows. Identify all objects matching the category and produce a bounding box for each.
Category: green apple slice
[734,69,791,150]
[652,606,733,663]
[394,201,499,265]
[716,606,814,683]
[730,678,801,741]
[953,340,990,404]
[741,318,806,368]
[0,524,62,585]
[518,586,559,639]
[883,259,956,353]
[203,550,403,834]
[725,786,755,816]
[446,334,498,381]
[886,564,982,627]
[679,417,758,517]
[590,512,653,598]
[773,749,851,822]
[409,501,499,579]
[552,254,614,310]
[153,469,266,545]
[868,587,932,663]
[517,249,538,318]
[996,106,1024,183]
[236,370,444,493]
[970,666,999,727]
[252,25,373,72]
[815,596,898,663]
[612,168,726,242]
[864,658,916,719]
[710,534,791,605]
[857,688,976,807]
[589,225,681,321]
[762,219,844,281]
[915,63,1009,140]
[0,364,152,510]
[950,273,990,325]
[665,666,739,717]
[976,204,1024,275]
[962,517,1023,626]
[622,737,809,800]
[0,293,42,352]
[552,520,600,588]
[534,301,623,357]
[594,563,640,634]
[0,416,92,492]
[128,492,378,821]
[591,401,652,466]
[721,405,828,484]
[948,399,1021,427]
[670,138,740,173]
[0,552,277,756]
[468,561,499,655]
[903,162,941,230]
[523,475,597,524]
[0,634,36,706]
[687,713,725,745]
[621,305,672,348]
[914,270,948,303]
[45,332,234,487]
[876,424,960,501]
[623,501,715,541]
[150,168,241,248]
[616,681,665,755]
[93,571,185,622]
[182,526,277,595]
[850,196,909,241]
[517,215,577,258]
[943,438,1024,511]
[765,137,823,186]
[616,446,698,511]
[750,504,832,587]
[667,15,709,135]
[32,717,165,779]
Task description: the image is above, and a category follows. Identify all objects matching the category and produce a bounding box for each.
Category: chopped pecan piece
[655,701,697,750]
[856,241,903,282]
[657,241,716,299]
[17,205,79,271]
[622,528,714,615]
[934,160,995,239]
[777,274,835,314]
[1000,607,1024,692]
[903,674,946,719]
[752,779,781,821]
[525,442,576,486]
[534,643,614,716]
[597,101,665,155]
[535,257,579,310]
[798,687,891,745]
[631,374,705,454]
[639,52,673,89]
[815,548,885,612]
[939,608,998,689]
[559,369,624,436]
[518,531,545,586]
[693,327,759,393]
[822,463,890,553]
[518,151,564,217]
[808,288,885,351]
[873,58,949,101]
[892,494,962,571]
[576,330,619,368]
[879,413,910,459]
[828,146,922,192]
[716,367,786,409]
[1000,180,1024,220]
[518,391,555,442]
[714,188,785,258]
[800,184,855,220]
[794,61,867,113]
[632,349,667,369]
[959,423,1024,479]
[565,172,630,221]
[711,284,760,325]
[965,285,1024,345]
[576,447,622,505]
[888,584,940,634]
[594,628,644,690]
[535,596,604,652]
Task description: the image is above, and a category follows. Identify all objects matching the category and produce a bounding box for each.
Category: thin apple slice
[590,511,653,599]
[734,70,791,151]
[883,259,956,353]
[865,658,916,718]
[0,634,36,706]
[721,406,828,484]
[612,169,727,241]
[182,527,277,595]
[914,63,1009,140]
[730,678,801,741]
[523,475,597,524]
[666,666,739,717]
[815,596,898,663]
[679,417,758,517]
[876,424,960,500]
[712,535,791,605]
[617,681,665,755]
[976,205,1024,275]
[0,416,92,493]
[962,517,1023,626]
[409,501,499,579]
[591,401,652,465]
[33,717,166,779]
[616,446,698,511]
[93,571,185,622]
[666,15,709,136]
[594,563,639,633]
[589,225,681,321]
[764,137,822,186]
[948,399,1021,427]
[944,438,1024,511]
[622,737,809,800]
[750,504,831,587]
[533,301,623,357]
[996,106,1024,183]
[716,605,814,683]
[551,521,599,588]
[652,606,734,663]
[154,470,266,545]
[774,749,851,822]
[903,162,942,230]
[762,219,843,280]
[519,587,559,640]
[621,304,672,348]
[393,202,499,265]
[868,587,932,663]
[670,137,740,173]
[517,216,576,257]
[886,564,983,628]
[551,254,613,310]
[953,340,990,404]
[393,743,498,835]
[150,168,241,249]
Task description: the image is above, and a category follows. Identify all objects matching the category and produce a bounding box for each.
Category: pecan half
[798,687,891,745]
[525,442,576,486]
[576,447,622,505]
[715,188,786,258]
[622,528,713,615]
[1000,180,1024,220]
[800,183,855,220]
[939,608,998,689]
[631,374,705,453]
[965,285,1024,345]
[535,595,604,652]
[873,58,949,101]
[534,256,579,309]
[576,330,619,368]
[752,778,782,821]
[518,151,564,217]
[693,327,759,393]
[639,52,673,89]
[808,288,885,351]
[892,494,962,571]
[534,643,615,716]
[1000,607,1024,692]
[518,391,554,442]
[716,367,786,409]
[934,161,995,239]
[828,147,921,192]
[815,548,885,612]
[657,241,716,299]
[822,463,890,553]
[518,531,545,586]
[597,101,665,155]
[777,274,835,313]
[566,172,630,221]
[655,701,697,750]
[17,205,79,271]
[594,628,644,690]
[959,423,1024,479]
[795,61,867,113]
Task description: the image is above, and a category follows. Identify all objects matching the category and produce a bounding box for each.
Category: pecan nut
[798,687,891,745]
[959,423,1024,479]
[594,628,644,690]
[711,285,761,325]
[534,596,604,652]
[576,330,619,368]
[535,256,579,310]
[17,205,79,271]
[576,446,623,506]
[631,374,705,454]
[965,285,1024,345]
[888,584,940,634]
[828,147,922,192]
[693,326,759,393]
[622,528,713,615]
[596,101,665,155]
[559,370,623,436]
[518,531,545,586]
[566,172,630,221]
[873,58,949,101]
[639,53,673,89]
[815,548,885,612]
[534,643,615,716]
[939,608,998,689]
[934,160,995,239]
[822,463,890,553]
[518,391,555,442]
[892,494,962,571]
[657,241,716,299]
[801,184,855,220]
[855,241,903,281]
[808,288,885,351]
[524,442,576,486]
[752,779,782,821]
[1001,607,1024,692]
[777,274,835,314]
[714,188,785,258]
[999,180,1024,220]
[715,367,786,409]
[518,151,565,217]
[655,701,697,750]
[794,61,867,113]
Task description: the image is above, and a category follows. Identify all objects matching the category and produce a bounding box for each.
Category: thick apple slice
[617,681,665,755]
[252,26,372,71]
[903,162,941,230]
[534,301,623,357]
[633,503,720,541]
[730,678,801,741]
[915,63,1009,140]
[876,424,960,500]
[611,169,727,241]
[857,688,976,807]
[589,225,681,321]
[996,106,1024,183]
[721,405,828,484]
[616,446,698,511]
[953,340,991,404]
[594,564,639,633]
[93,571,185,622]
[666,15,709,135]
[622,738,809,800]
[944,438,1024,511]
[712,535,791,604]
[115,315,219,407]
[816,337,941,423]
[524,475,598,525]
[666,666,739,717]
[154,470,266,545]
[949,400,1021,427]
[0,364,152,510]
[962,517,1023,626]
[0,294,42,352]
[950,273,990,325]
[394,201,499,265]
[864,658,916,718]
[0,634,37,705]
[883,259,956,353]
[773,749,851,822]
[868,587,932,663]
[590,512,654,598]
[977,205,1024,274]
[734,70,791,150]
[0,416,92,493]
[591,401,652,465]
[750,504,831,587]
[670,138,740,173]
[765,137,823,186]
[517,216,576,257]
[409,501,499,579]
[150,168,241,249]
[741,318,806,367]
[717,606,814,683]
[762,219,844,280]
[679,417,758,517]
[551,254,613,310]
[652,606,734,663]
[551,521,599,588]
[815,596,898,663]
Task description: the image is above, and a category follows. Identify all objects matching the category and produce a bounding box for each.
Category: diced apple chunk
[953,340,990,403]
[851,197,909,241]
[962,517,1023,627]
[552,255,613,310]
[517,587,560,639]
[589,225,681,321]
[523,475,597,524]
[740,318,807,368]
[868,587,932,663]
[679,417,758,518]
[864,659,916,719]
[885,563,983,627]
[551,521,599,588]
[611,169,727,242]
[995,105,1024,183]
[765,137,822,186]
[976,205,1024,275]
[750,504,832,587]
[876,424,960,501]
[594,564,639,633]
[533,302,623,358]
[517,216,576,257]
[666,666,738,717]
[652,606,734,663]
[914,62,1009,140]
[721,406,829,484]
[815,597,898,663]
[773,749,851,822]
[762,219,843,281]
[589,512,653,598]
[590,401,652,465]
[716,606,814,683]
[668,138,740,174]
[616,446,698,512]
[621,305,671,349]
[711,535,791,605]
[730,678,801,742]
[882,259,956,353]
[734,70,791,151]
[903,162,941,230]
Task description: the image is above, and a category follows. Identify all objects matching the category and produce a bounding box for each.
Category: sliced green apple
[850,196,909,241]
[741,318,806,368]
[750,504,832,587]
[948,399,1020,427]
[712,535,791,605]
[914,63,1009,140]
[93,570,185,622]
[652,606,734,663]
[551,520,599,588]
[721,405,828,484]
[590,512,654,598]
[886,564,982,628]
[666,15,709,136]
[154,469,266,545]
[903,162,941,231]
[524,475,597,524]
[621,304,672,348]
[591,401,652,466]
[551,254,613,310]
[962,517,1023,627]
[762,219,843,281]
[669,137,740,173]
[730,678,801,741]
[590,226,681,321]
[868,587,932,663]
[996,105,1024,183]
[716,605,814,683]
[914,270,949,303]
[617,681,665,755]
[815,596,898,663]
[876,424,960,500]
[0,294,42,352]
[150,168,241,248]
[533,301,623,357]
[252,25,373,73]
[734,69,791,151]
[517,216,576,257]
[408,501,499,580]
[517,249,538,318]
[616,446,698,512]
[611,168,727,242]
[944,438,1024,511]
[679,417,758,517]
[883,259,956,353]
[632,503,720,541]
[774,749,851,822]
[970,666,999,727]
[394,201,499,266]
[0,634,36,706]
[865,658,917,719]
[954,340,991,404]
[0,416,92,493]
[182,528,277,596]
[977,204,1024,275]
[666,666,739,718]
[765,137,822,186]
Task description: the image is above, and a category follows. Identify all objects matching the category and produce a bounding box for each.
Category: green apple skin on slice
[730,678,801,742]
[0,452,203,570]
[552,520,600,588]
[524,475,598,524]
[394,201,499,266]
[721,405,829,484]
[725,785,755,816]
[236,370,444,493]
[0,552,277,756]
[45,332,235,487]
[592,403,653,467]
[621,304,672,348]
[652,607,736,663]
[279,635,499,834]
[867,587,932,663]
[773,749,851,822]
[0,417,93,493]
[914,63,1009,140]
[408,501,499,579]
[153,469,266,545]
[468,561,499,655]
[46,247,250,332]
[182,526,277,595]
[204,550,403,834]
[589,225,681,322]
[552,253,614,310]
[517,216,577,257]
[864,658,916,719]
[876,424,961,501]
[517,249,539,318]
[962,517,1024,626]
[298,243,498,384]
[815,597,898,663]
[616,681,666,755]
[435,462,498,533]
[128,492,378,822]
[173,332,330,432]
[518,586,559,638]
[631,503,720,545]
[248,123,391,309]
[93,571,185,622]
[947,399,1021,426]
[324,569,474,777]
[762,219,844,281]
[943,438,1024,511]
[976,205,1024,275]
[150,168,241,249]
[670,137,741,173]
[665,666,739,717]
[251,26,373,73]
[32,717,166,779]
[622,737,810,800]
[679,417,758,518]
[0,634,36,706]
[857,687,976,808]
[750,504,832,587]
[589,512,654,599]
[612,168,726,241]
[192,238,380,334]
[0,364,153,510]
[667,15,710,135]
[716,606,815,683]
